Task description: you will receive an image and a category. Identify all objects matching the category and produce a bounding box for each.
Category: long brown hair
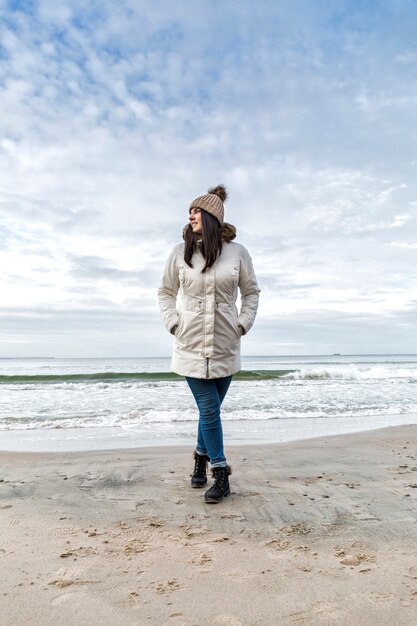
[184,210,223,273]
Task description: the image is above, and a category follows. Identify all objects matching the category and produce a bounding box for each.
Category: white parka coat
[158,226,260,379]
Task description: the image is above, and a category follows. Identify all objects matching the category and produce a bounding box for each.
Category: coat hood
[182,222,236,242]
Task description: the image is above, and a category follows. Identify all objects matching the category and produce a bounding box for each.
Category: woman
[158,185,260,503]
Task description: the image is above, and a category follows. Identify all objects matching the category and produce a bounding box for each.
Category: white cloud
[386,241,417,249]
[1,0,417,356]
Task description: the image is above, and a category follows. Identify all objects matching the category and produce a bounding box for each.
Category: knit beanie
[189,185,227,224]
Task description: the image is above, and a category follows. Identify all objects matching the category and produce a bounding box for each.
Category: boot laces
[194,453,208,476]
[214,467,227,488]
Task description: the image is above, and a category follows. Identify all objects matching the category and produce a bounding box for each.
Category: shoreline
[0,421,413,460]
[1,425,417,624]
[1,411,417,453]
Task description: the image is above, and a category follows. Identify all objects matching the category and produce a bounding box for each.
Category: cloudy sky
[1,0,417,358]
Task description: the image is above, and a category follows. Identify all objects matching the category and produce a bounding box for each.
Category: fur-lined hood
[182,222,236,242]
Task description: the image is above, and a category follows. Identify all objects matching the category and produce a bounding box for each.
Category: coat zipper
[204,270,208,378]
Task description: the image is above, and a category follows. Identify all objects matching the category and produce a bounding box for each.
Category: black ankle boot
[191,450,209,488]
[204,465,232,503]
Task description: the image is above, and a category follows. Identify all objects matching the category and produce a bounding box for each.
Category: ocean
[1,354,417,451]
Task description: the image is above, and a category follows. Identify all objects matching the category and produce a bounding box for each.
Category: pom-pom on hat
[189,185,228,224]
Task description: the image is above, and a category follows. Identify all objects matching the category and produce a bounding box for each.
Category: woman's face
[189,207,203,235]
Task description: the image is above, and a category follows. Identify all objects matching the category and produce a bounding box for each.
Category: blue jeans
[185,376,232,468]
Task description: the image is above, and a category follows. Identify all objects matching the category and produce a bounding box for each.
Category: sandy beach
[1,425,417,625]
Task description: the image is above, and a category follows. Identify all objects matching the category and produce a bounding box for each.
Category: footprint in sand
[263,539,296,563]
[188,543,214,570]
[189,552,213,569]
[154,579,183,594]
[60,545,99,559]
[180,524,209,540]
[280,523,312,536]
[0,549,6,557]
[334,548,376,566]
[264,539,292,552]
[122,536,153,555]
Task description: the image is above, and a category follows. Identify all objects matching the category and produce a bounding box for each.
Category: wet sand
[1,425,417,625]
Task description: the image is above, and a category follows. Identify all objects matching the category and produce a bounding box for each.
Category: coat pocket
[174,309,203,351]
[215,302,242,346]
